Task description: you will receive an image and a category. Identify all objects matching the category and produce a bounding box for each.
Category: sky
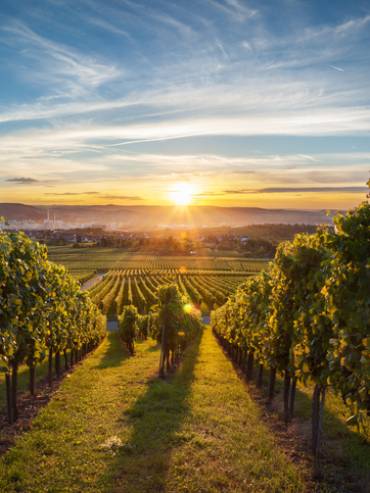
[0,0,369,209]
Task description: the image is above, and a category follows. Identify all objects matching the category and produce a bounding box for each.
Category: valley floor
[0,328,320,492]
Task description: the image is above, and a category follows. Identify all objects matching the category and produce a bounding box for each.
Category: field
[47,246,268,281]
[47,246,268,317]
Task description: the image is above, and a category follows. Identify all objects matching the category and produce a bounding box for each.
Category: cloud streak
[100,195,143,200]
[224,186,369,194]
[1,107,370,160]
[1,20,121,97]
[207,0,257,22]
[5,177,39,184]
[44,191,99,196]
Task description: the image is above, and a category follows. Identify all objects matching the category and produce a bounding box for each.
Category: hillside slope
[0,202,336,228]
[0,329,305,492]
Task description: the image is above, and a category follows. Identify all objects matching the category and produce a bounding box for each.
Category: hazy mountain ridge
[0,203,337,229]
[0,203,46,221]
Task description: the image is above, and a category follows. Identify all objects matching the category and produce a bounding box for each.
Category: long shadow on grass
[145,343,161,353]
[101,329,203,493]
[95,332,129,369]
[274,378,370,493]
[248,369,370,493]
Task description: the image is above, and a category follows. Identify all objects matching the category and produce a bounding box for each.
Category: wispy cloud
[100,195,143,200]
[224,186,369,194]
[2,108,367,152]
[258,186,369,193]
[1,21,121,96]
[0,145,368,187]
[207,0,257,22]
[86,16,132,40]
[224,188,254,194]
[43,191,142,200]
[287,14,370,45]
[44,191,99,196]
[334,14,370,34]
[195,191,226,197]
[152,12,195,38]
[5,177,39,184]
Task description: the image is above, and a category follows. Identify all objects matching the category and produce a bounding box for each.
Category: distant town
[1,215,319,258]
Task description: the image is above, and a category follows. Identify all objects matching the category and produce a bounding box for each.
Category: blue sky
[0,0,369,208]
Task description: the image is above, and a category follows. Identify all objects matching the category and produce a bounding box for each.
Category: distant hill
[0,203,337,229]
[0,203,45,221]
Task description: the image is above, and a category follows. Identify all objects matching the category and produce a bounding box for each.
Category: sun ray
[168,182,196,206]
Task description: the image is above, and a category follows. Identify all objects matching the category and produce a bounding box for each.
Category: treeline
[231,223,320,241]
[0,231,106,423]
[239,238,276,257]
[97,235,201,255]
[212,200,369,462]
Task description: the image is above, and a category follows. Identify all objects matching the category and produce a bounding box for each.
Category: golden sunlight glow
[169,182,196,206]
[183,303,194,314]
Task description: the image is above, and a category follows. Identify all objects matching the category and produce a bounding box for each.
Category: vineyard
[88,268,249,319]
[0,200,369,492]
[0,232,106,425]
[212,200,370,467]
[47,247,267,281]
[0,236,254,429]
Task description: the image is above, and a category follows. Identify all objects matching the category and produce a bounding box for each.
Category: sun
[169,182,195,206]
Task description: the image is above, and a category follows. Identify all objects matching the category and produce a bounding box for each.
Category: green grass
[255,369,370,492]
[0,328,306,493]
[47,246,268,278]
[293,384,368,488]
[0,360,49,411]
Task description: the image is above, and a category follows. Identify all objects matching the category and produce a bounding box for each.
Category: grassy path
[0,328,306,492]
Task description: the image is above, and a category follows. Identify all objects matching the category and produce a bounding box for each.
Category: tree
[119,305,138,355]
[155,284,201,377]
[157,285,184,376]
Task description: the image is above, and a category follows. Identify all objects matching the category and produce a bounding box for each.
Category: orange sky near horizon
[1,183,367,210]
